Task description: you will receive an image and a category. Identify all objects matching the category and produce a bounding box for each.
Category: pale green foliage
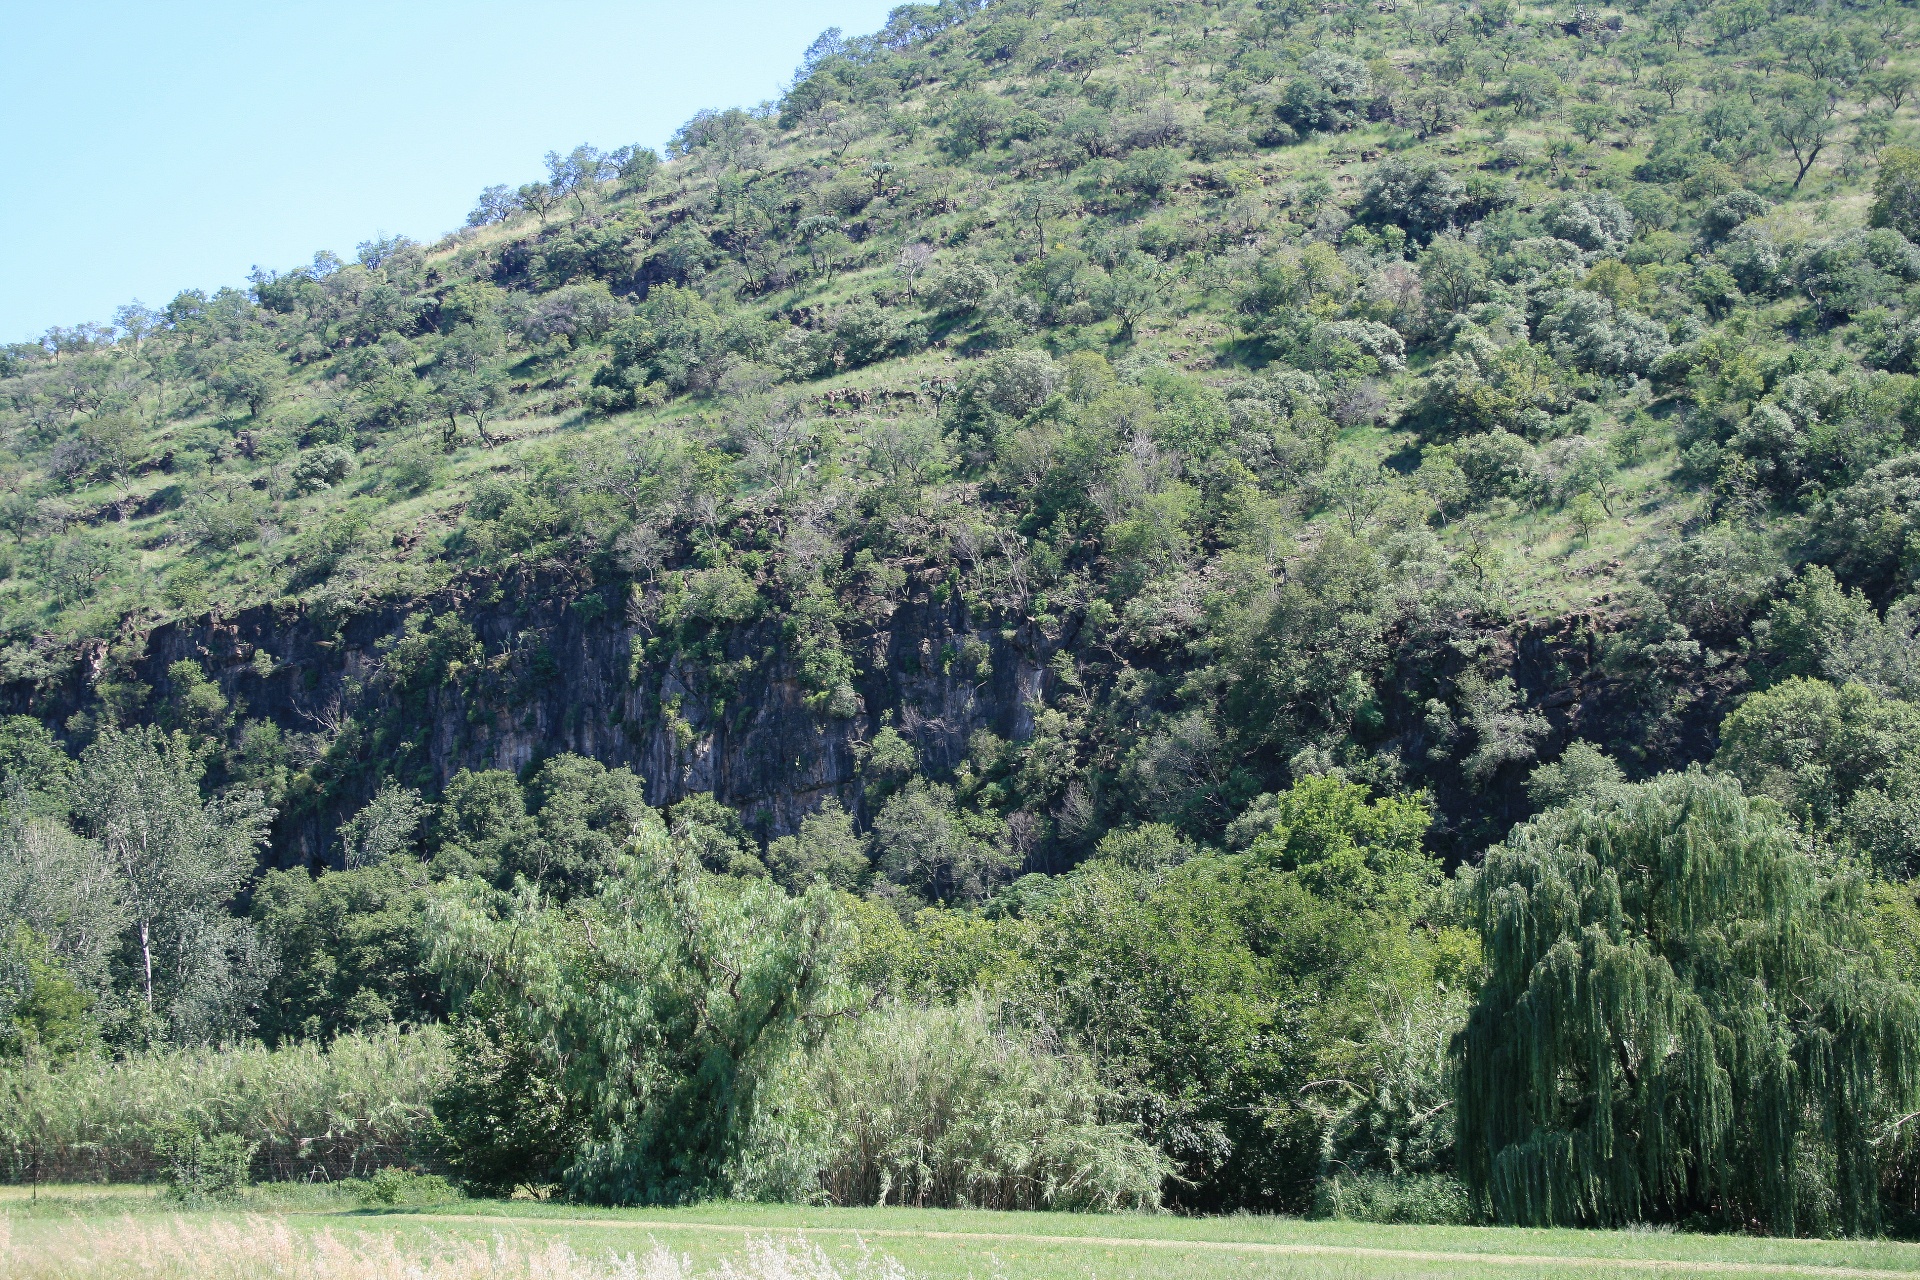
[336,781,428,869]
[0,1025,447,1182]
[734,998,1170,1211]
[870,778,1014,904]
[1525,741,1627,812]
[766,799,867,891]
[1714,677,1920,875]
[1242,775,1435,914]
[431,818,855,1204]
[71,725,275,1044]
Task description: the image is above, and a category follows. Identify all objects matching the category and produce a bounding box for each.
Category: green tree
[1772,76,1839,190]
[1241,774,1435,915]
[335,781,428,870]
[1008,833,1444,1212]
[1870,144,1920,242]
[0,815,125,1040]
[1714,676,1920,875]
[517,754,651,894]
[765,798,867,891]
[208,348,279,419]
[1097,255,1167,340]
[431,769,532,882]
[250,858,444,1043]
[871,777,1013,904]
[1714,677,1920,827]
[0,717,74,818]
[431,819,854,1204]
[1457,771,1920,1234]
[72,726,274,1043]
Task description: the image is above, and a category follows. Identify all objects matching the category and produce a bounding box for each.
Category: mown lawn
[8,1187,1920,1279]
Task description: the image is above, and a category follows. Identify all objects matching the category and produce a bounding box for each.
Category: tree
[1648,64,1690,109]
[766,799,868,891]
[613,145,661,193]
[871,778,1014,904]
[545,144,612,219]
[1006,816,1446,1212]
[1772,76,1839,190]
[1097,254,1167,340]
[72,726,273,1042]
[815,105,870,159]
[336,781,428,869]
[465,184,518,227]
[1418,238,1486,313]
[1713,676,1920,875]
[1870,145,1920,243]
[1568,102,1615,145]
[1567,492,1603,542]
[0,815,125,1023]
[250,857,443,1043]
[208,348,278,419]
[1239,774,1434,915]
[1457,771,1920,1234]
[1406,86,1466,139]
[517,754,651,894]
[896,242,935,302]
[515,181,560,224]
[431,820,855,1203]
[0,716,75,818]
[1319,456,1389,535]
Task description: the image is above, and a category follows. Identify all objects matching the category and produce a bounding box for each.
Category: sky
[0,1,902,342]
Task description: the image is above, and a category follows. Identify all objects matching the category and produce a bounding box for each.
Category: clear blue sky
[0,1,901,342]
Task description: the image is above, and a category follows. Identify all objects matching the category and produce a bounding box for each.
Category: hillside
[9,0,1920,1232]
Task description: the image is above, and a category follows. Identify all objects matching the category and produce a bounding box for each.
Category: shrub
[1315,1172,1473,1224]
[360,1165,461,1206]
[291,444,356,494]
[158,1123,256,1204]
[732,999,1170,1211]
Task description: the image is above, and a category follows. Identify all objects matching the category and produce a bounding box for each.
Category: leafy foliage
[1459,771,1920,1234]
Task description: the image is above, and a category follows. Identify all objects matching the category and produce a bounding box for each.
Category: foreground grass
[9,1187,1920,1278]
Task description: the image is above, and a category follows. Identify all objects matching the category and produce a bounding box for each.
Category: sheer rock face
[14,573,1062,869]
[8,577,1733,871]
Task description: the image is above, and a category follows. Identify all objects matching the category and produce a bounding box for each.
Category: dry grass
[0,1214,911,1280]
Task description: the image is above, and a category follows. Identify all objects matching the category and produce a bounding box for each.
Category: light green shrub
[158,1124,256,1204]
[1315,1172,1473,1225]
[733,999,1170,1212]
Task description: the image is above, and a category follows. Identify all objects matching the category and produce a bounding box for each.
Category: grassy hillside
[11,0,1920,1239]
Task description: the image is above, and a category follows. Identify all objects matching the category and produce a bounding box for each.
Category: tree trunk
[140,918,153,1008]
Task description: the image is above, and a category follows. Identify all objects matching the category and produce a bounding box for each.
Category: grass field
[8,1187,1920,1279]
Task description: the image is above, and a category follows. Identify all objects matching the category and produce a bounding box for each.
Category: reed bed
[0,1026,449,1184]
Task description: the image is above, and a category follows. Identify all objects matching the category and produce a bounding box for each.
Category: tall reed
[0,1025,449,1184]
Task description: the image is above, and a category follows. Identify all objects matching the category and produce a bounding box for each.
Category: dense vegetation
[9,0,1920,1235]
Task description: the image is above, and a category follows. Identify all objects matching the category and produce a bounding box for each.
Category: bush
[360,1165,461,1206]
[1315,1172,1473,1224]
[158,1124,256,1204]
[733,999,1170,1211]
[291,444,356,494]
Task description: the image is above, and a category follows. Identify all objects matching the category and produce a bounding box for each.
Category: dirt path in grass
[335,1213,1920,1278]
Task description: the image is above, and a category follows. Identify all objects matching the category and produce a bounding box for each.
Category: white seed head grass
[0,1214,910,1280]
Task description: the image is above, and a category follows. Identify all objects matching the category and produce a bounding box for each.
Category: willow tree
[1456,770,1920,1235]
